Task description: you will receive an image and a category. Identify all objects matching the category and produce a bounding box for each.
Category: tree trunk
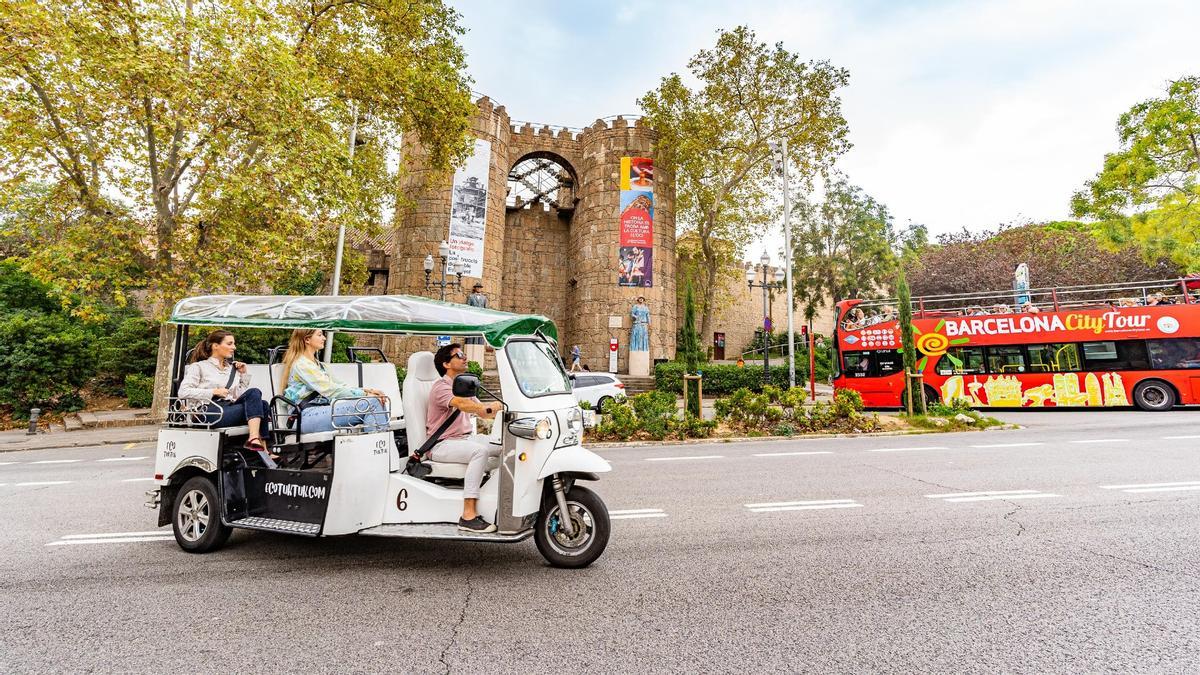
[150,322,177,422]
[698,248,719,354]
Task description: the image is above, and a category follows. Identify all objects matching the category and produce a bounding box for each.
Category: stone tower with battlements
[383,97,677,373]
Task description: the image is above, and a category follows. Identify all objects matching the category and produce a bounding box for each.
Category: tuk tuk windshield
[507,339,571,398]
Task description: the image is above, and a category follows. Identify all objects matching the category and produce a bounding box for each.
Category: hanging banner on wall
[618,156,654,287]
[447,139,491,277]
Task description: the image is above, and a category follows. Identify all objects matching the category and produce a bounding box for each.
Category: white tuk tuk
[146,294,612,568]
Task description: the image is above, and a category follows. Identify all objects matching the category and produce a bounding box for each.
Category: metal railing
[844,278,1195,330]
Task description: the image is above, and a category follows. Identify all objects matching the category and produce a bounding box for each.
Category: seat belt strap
[413,409,461,461]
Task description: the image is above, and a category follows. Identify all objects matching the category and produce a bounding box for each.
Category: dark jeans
[206,388,270,433]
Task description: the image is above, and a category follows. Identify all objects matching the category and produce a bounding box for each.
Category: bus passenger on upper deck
[1020,302,1041,314]
[178,330,273,456]
[281,329,390,433]
[843,308,865,330]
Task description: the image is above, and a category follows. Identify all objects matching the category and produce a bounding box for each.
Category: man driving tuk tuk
[425,343,499,533]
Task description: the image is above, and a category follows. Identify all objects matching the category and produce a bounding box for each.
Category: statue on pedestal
[630,296,650,352]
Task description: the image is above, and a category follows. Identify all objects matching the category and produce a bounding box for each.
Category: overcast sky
[448,0,1198,253]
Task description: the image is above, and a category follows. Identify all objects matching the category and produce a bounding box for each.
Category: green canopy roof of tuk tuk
[169,295,557,348]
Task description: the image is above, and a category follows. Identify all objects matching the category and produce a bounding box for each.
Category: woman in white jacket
[178,330,271,453]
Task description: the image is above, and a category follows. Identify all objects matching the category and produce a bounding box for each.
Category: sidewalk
[0,424,159,453]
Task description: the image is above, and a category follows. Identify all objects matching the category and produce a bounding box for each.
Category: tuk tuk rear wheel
[535,485,610,569]
[172,476,231,554]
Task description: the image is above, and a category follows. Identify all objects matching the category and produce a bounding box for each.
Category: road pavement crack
[1070,544,1199,581]
[861,463,963,493]
[1001,500,1026,537]
[438,569,474,674]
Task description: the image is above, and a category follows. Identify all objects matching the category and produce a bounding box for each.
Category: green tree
[791,178,908,319]
[1072,76,1200,271]
[0,0,475,410]
[639,26,850,343]
[0,0,473,312]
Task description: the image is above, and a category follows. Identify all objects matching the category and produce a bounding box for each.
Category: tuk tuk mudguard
[536,446,611,481]
[155,429,221,483]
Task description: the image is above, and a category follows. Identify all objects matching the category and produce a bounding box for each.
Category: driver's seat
[402,352,472,480]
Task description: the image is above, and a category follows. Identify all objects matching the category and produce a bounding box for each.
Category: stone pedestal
[628,350,650,377]
[465,343,485,366]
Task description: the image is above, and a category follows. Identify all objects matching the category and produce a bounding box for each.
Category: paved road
[2,410,1198,672]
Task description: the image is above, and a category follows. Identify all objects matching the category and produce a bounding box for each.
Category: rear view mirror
[453,374,480,398]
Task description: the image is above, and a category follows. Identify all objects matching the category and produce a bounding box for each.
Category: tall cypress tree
[896,267,923,414]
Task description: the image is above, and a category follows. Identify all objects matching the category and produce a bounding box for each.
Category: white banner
[447,139,491,278]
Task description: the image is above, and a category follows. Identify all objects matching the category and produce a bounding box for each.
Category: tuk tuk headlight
[509,416,554,440]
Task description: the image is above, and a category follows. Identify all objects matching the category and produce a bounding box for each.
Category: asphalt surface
[2,409,1198,673]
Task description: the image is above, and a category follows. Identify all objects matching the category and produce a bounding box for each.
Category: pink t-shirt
[426,376,475,441]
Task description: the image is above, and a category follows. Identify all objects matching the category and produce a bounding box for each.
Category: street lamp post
[768,139,796,388]
[747,252,786,385]
[424,240,465,301]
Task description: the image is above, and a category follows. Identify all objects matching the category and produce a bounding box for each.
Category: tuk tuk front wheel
[535,485,610,569]
[172,476,231,554]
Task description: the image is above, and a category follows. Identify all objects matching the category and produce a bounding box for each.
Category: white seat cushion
[360,362,403,420]
[403,352,440,452]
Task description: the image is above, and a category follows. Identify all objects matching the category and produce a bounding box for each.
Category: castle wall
[500,204,571,334]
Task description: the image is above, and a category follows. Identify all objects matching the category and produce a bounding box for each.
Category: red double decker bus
[832,278,1200,410]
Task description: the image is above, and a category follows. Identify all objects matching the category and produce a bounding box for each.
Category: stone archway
[500,152,576,346]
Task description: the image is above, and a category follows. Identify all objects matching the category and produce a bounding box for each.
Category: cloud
[448,0,1200,245]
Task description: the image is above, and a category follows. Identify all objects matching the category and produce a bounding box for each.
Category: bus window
[935,346,986,375]
[875,350,903,376]
[986,346,1026,373]
[1027,344,1081,372]
[1147,338,1200,369]
[843,352,871,378]
[1082,340,1150,370]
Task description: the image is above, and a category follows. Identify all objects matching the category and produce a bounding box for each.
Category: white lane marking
[1100,480,1200,494]
[1100,480,1200,490]
[610,508,667,520]
[753,451,834,457]
[746,499,857,508]
[746,499,863,513]
[1069,439,1129,444]
[969,442,1044,448]
[98,456,147,462]
[1162,435,1200,440]
[1121,485,1200,494]
[121,477,155,483]
[0,461,18,465]
[927,489,1059,503]
[47,536,175,546]
[867,446,948,453]
[945,487,1060,499]
[926,489,1041,498]
[645,455,724,462]
[15,480,72,486]
[30,459,82,464]
[61,530,168,539]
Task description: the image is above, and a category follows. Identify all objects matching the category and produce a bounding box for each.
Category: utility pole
[324,104,358,363]
[769,139,796,388]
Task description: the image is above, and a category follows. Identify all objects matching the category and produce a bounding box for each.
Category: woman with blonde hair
[281,329,389,433]
[177,329,272,456]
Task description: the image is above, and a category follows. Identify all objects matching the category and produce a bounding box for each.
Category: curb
[584,424,1022,449]
[0,429,158,453]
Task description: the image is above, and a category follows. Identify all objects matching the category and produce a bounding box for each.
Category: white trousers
[430,433,500,499]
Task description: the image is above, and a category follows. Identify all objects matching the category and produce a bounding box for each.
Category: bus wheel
[923,385,940,406]
[172,476,231,553]
[1132,380,1176,412]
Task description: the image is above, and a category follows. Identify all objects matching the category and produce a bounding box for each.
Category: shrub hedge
[655,361,829,395]
[124,374,154,408]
